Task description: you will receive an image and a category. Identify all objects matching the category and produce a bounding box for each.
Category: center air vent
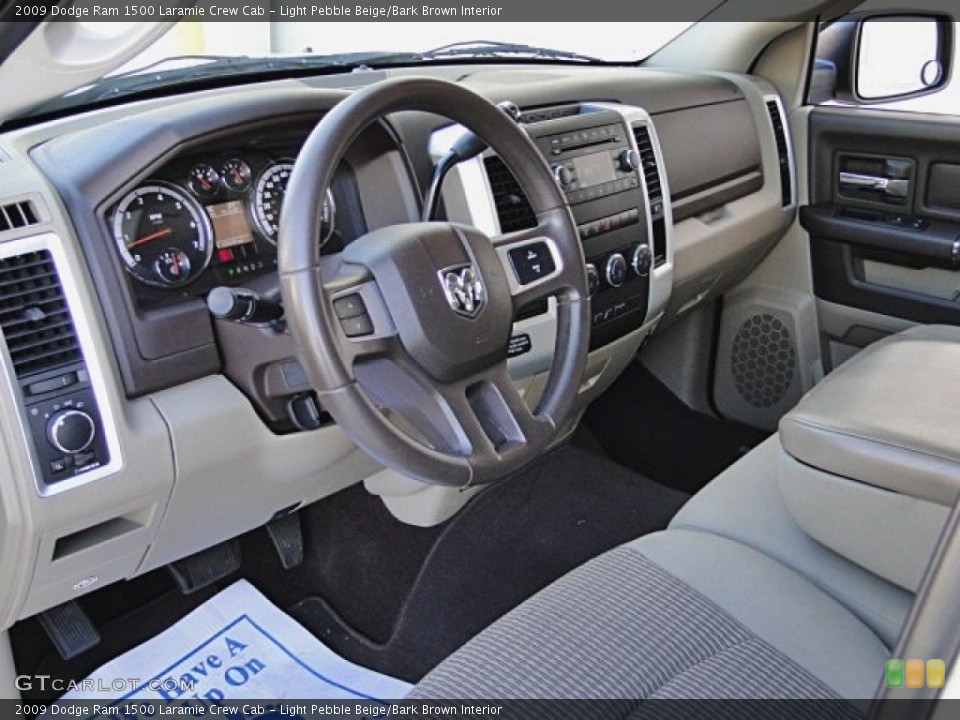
[0,200,39,233]
[0,250,81,380]
[484,156,536,233]
[632,124,668,268]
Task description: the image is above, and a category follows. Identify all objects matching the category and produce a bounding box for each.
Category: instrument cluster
[108,149,341,296]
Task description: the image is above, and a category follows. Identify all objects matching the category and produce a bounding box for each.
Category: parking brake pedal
[266,512,304,570]
[168,540,241,594]
[38,600,101,661]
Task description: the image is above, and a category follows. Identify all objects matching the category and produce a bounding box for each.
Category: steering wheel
[278,77,589,487]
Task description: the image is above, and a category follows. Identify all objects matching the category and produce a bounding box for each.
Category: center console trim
[582,102,675,325]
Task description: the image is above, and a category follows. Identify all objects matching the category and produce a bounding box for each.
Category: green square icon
[886,659,905,688]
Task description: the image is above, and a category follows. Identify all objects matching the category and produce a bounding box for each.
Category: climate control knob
[605,254,627,288]
[618,149,641,172]
[585,263,599,295]
[631,244,653,277]
[47,409,96,455]
[552,164,574,189]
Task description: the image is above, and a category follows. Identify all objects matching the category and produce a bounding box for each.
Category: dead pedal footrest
[168,540,241,594]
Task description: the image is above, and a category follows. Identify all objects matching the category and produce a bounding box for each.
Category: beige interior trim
[0,631,17,699]
[779,450,949,592]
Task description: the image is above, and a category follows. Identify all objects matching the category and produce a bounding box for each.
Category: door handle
[839,172,910,198]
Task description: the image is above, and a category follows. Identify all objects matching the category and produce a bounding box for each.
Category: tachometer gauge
[187,164,221,199]
[221,159,252,192]
[112,183,213,288]
[251,160,336,247]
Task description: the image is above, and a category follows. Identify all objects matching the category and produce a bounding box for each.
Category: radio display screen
[572,153,617,188]
[208,200,254,249]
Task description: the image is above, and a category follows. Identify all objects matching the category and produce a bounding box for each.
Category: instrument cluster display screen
[572,152,618,189]
[208,200,254,249]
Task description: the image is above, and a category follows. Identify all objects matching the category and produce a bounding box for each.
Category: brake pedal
[168,540,241,594]
[266,511,304,570]
[38,600,101,661]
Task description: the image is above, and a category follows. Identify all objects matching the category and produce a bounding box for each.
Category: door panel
[804,107,960,357]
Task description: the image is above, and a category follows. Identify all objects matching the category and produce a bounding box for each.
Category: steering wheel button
[340,313,374,338]
[508,242,556,285]
[333,293,368,320]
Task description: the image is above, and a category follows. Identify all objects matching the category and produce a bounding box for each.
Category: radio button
[618,149,641,172]
[552,164,574,189]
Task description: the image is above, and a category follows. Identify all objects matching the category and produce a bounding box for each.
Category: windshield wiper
[420,40,603,63]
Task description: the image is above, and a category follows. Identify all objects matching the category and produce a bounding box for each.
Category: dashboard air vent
[766,100,793,207]
[0,250,81,380]
[0,200,39,233]
[632,125,668,268]
[484,156,536,233]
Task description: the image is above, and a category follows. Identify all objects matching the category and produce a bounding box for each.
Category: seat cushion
[670,435,913,647]
[409,530,887,707]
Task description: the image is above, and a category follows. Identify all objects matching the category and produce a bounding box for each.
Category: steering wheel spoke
[354,344,551,483]
[492,209,586,313]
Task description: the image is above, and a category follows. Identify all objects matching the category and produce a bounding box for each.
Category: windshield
[111,21,693,73]
[15,21,694,122]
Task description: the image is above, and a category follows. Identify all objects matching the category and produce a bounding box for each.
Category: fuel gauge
[222,159,252,192]
[154,249,193,285]
[188,164,221,198]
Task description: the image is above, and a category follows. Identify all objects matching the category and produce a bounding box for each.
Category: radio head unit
[531,119,641,204]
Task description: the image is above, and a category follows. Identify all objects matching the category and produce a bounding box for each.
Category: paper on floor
[59,579,412,702]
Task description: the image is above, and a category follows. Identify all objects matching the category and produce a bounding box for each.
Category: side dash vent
[0,200,39,234]
[0,249,81,380]
[483,156,536,233]
[766,100,793,207]
[632,124,668,268]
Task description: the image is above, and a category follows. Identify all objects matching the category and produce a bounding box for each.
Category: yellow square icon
[906,659,925,688]
[927,660,945,689]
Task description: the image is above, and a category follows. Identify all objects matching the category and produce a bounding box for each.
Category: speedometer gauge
[251,160,336,248]
[112,183,213,288]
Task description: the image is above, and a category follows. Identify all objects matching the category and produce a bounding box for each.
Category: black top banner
[2,0,844,23]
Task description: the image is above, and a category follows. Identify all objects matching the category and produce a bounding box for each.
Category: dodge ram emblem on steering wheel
[440,264,486,318]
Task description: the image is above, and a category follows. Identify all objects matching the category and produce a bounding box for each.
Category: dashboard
[107,131,366,309]
[0,65,796,628]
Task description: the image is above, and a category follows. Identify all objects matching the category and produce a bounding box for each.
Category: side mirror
[853,14,953,103]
